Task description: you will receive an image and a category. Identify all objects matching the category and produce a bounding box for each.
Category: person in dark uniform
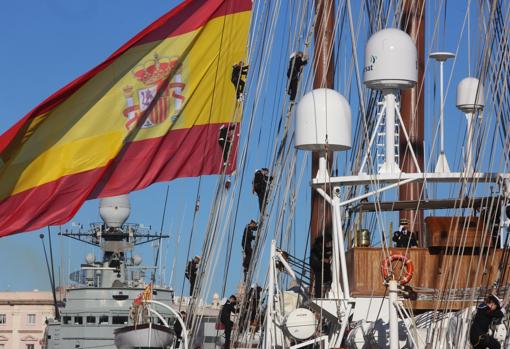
[287,51,308,102]
[231,62,248,100]
[392,219,418,248]
[242,220,258,280]
[310,234,333,298]
[221,295,238,349]
[252,168,272,211]
[470,295,505,349]
[173,311,187,348]
[185,256,200,296]
[218,124,236,165]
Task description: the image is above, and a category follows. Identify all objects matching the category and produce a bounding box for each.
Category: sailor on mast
[287,51,308,102]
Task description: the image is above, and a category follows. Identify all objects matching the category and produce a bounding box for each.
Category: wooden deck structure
[346,247,507,310]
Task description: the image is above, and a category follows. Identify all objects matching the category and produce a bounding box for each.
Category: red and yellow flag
[0,0,251,237]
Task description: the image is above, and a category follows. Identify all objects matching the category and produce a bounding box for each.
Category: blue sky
[0,0,497,299]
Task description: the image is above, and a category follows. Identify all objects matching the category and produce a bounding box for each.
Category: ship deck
[346,247,508,310]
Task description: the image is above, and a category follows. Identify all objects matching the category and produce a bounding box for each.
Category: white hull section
[114,323,174,349]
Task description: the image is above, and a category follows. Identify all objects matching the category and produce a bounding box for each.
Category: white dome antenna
[456,77,484,173]
[363,28,417,90]
[295,88,352,179]
[99,195,131,228]
[361,28,421,175]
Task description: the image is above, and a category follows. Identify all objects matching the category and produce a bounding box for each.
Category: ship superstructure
[43,195,177,349]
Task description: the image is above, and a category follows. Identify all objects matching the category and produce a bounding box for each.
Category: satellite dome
[295,88,352,151]
[456,77,484,113]
[99,195,131,228]
[363,28,417,90]
[133,255,142,265]
[85,253,95,264]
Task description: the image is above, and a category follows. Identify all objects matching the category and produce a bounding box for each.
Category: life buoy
[380,253,414,285]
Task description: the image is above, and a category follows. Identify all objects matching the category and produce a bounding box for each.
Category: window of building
[26,345,35,349]
[86,316,96,324]
[99,315,109,324]
[112,316,128,325]
[74,316,83,325]
[0,314,5,324]
[27,314,36,325]
[63,316,72,324]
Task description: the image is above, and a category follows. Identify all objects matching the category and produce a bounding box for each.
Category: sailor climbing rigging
[287,51,308,102]
[231,61,248,100]
[241,219,258,280]
[252,168,272,211]
[185,256,201,296]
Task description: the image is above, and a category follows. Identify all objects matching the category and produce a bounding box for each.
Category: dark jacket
[310,236,332,278]
[185,260,198,280]
[220,300,237,325]
[242,225,257,252]
[470,303,504,343]
[253,169,272,194]
[392,229,418,248]
[287,55,308,81]
[231,64,248,84]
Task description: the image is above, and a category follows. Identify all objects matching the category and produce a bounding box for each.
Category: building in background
[0,291,54,349]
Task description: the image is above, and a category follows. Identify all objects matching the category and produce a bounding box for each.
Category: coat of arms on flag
[122,53,185,130]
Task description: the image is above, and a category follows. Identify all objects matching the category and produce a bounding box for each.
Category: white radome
[456,77,484,113]
[85,253,95,264]
[295,88,352,151]
[99,195,131,228]
[363,28,417,90]
[284,308,317,340]
[133,255,142,265]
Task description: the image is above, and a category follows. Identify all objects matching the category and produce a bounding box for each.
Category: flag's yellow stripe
[0,10,250,199]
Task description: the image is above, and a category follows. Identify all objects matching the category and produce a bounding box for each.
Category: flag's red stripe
[0,0,251,154]
[0,123,237,236]
[90,122,238,198]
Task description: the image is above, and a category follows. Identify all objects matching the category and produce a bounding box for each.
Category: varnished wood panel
[425,216,492,248]
[346,247,506,310]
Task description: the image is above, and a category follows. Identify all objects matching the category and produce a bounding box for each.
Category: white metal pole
[438,62,445,154]
[380,90,399,174]
[388,280,399,349]
[330,194,342,298]
[465,113,474,173]
[264,241,276,349]
[332,189,350,297]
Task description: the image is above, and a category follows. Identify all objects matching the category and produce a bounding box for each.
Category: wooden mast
[310,0,334,295]
[399,0,425,244]
[311,0,334,242]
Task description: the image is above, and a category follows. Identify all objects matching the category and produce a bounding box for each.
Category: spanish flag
[0,0,252,237]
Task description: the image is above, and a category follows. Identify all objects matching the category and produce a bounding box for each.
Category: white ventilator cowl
[295,88,352,151]
[363,28,417,90]
[456,77,484,113]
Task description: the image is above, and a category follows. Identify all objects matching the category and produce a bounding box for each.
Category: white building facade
[0,291,54,349]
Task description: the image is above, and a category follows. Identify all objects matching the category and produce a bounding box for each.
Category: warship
[42,195,178,348]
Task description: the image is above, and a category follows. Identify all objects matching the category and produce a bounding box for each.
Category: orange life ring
[380,253,414,285]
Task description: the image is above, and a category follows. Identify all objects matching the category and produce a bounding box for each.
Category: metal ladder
[376,101,400,171]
